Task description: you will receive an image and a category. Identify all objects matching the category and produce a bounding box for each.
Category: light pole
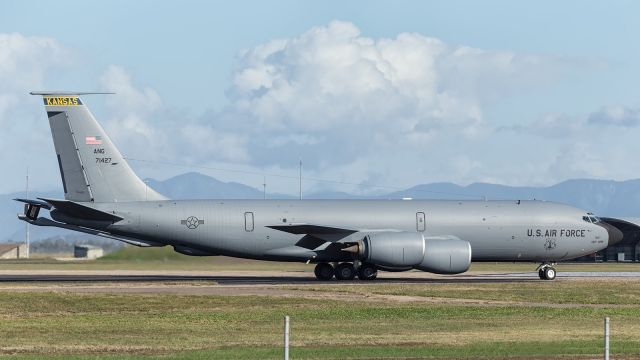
[25,167,30,259]
[298,159,302,200]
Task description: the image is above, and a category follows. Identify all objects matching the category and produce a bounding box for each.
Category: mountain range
[4,171,640,243]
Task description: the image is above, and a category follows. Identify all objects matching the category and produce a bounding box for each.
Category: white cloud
[0,33,65,90]
[0,33,70,192]
[0,33,67,124]
[588,105,640,127]
[547,142,608,180]
[501,113,585,138]
[100,65,162,117]
[98,65,250,167]
[213,21,580,190]
[0,25,624,195]
[99,65,165,153]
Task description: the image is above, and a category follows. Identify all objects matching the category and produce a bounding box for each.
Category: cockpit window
[582,215,600,223]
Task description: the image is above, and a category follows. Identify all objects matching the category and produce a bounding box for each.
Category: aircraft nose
[601,222,624,246]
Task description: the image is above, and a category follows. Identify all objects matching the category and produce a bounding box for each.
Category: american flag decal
[85,136,102,145]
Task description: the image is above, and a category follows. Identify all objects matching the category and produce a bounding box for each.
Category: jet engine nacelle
[414,238,472,274]
[362,232,425,268]
[360,232,472,274]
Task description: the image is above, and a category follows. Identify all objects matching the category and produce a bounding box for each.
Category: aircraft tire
[357,263,378,281]
[538,269,545,280]
[314,263,335,281]
[335,263,356,280]
[543,267,557,280]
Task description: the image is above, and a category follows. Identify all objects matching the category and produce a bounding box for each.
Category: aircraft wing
[266,223,358,242]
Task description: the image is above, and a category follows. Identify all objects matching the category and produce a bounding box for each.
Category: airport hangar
[576,217,640,262]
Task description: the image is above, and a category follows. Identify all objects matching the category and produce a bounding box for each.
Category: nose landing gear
[537,263,557,280]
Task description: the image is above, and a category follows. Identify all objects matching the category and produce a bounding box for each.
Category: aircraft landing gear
[335,263,356,280]
[314,262,378,281]
[314,263,335,280]
[357,263,378,281]
[537,263,557,280]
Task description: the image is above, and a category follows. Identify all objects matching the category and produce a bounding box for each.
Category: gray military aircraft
[16,92,624,281]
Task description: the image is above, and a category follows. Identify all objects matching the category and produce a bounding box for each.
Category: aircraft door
[416,212,426,232]
[245,212,254,232]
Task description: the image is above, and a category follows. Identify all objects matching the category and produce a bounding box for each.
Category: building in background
[598,218,640,262]
[572,218,640,262]
[0,243,28,259]
[74,244,104,259]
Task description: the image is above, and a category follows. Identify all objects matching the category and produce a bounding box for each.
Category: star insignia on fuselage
[544,238,557,251]
[181,216,204,229]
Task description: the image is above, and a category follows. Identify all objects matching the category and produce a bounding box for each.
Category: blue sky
[1,0,640,195]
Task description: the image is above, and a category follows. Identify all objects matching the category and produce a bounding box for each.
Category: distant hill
[387,179,640,217]
[4,172,640,243]
[145,172,266,199]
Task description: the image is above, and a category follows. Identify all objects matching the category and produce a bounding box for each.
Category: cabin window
[416,212,426,232]
[244,212,254,232]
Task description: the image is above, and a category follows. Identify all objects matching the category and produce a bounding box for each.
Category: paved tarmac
[0,270,637,301]
[0,270,638,285]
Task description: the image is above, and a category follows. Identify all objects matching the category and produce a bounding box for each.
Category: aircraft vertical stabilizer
[31,92,166,203]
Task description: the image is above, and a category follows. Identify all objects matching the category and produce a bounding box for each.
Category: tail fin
[31,92,166,203]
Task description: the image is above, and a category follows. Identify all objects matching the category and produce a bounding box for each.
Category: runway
[0,270,639,285]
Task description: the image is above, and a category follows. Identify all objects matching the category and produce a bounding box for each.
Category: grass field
[1,246,640,359]
[1,280,640,359]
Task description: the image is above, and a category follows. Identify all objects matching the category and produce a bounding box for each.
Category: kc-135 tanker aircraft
[17,92,626,281]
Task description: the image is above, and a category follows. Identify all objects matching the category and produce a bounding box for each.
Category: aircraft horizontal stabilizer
[14,198,52,210]
[37,198,123,222]
[18,215,162,247]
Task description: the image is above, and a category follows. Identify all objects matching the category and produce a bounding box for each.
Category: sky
[1,0,640,196]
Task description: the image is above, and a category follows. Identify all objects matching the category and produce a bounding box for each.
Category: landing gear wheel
[542,267,556,280]
[357,263,378,281]
[314,263,335,281]
[335,263,356,280]
[537,263,557,281]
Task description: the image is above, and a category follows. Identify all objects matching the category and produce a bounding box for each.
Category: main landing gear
[537,263,557,280]
[314,262,378,281]
[314,263,335,280]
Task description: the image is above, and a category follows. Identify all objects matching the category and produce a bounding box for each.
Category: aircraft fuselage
[81,199,610,263]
